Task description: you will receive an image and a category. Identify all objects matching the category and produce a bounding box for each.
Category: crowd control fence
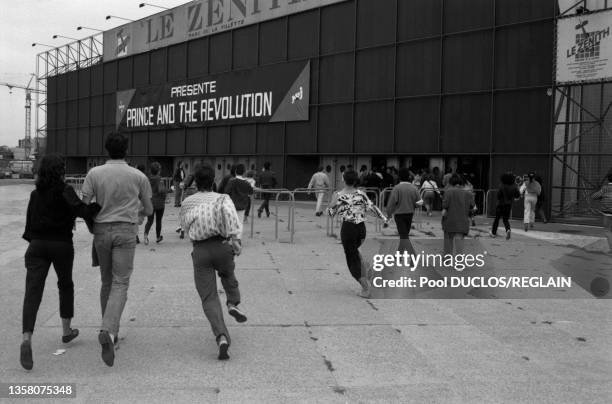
[65,177,85,198]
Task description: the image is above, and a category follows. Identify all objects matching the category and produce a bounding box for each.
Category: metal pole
[250,194,255,239]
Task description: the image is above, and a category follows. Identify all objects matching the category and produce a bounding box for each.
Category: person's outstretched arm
[326,192,340,216]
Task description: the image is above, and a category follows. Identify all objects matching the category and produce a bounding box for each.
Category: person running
[308,166,331,216]
[462,173,477,226]
[591,171,612,252]
[243,168,256,224]
[385,168,422,253]
[20,154,101,370]
[327,170,388,298]
[257,162,277,218]
[420,174,440,216]
[81,132,153,367]
[534,173,548,224]
[519,172,541,231]
[143,162,167,245]
[173,161,185,207]
[489,172,520,240]
[442,174,475,255]
[224,164,253,235]
[442,167,453,189]
[179,164,247,360]
[218,165,236,195]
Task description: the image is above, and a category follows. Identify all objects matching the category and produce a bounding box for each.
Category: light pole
[77,26,103,32]
[105,15,135,22]
[31,43,54,48]
[52,34,79,41]
[139,3,170,10]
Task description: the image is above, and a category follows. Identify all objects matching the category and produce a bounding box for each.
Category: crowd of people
[18,133,612,370]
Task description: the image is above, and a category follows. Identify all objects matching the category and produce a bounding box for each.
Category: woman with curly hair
[20,153,100,370]
[327,170,388,298]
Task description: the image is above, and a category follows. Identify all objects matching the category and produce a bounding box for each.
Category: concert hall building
[42,0,611,221]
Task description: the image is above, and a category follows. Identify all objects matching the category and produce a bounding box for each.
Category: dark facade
[46,0,558,198]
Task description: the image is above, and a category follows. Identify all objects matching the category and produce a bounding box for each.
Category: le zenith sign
[104,0,347,61]
[147,0,307,43]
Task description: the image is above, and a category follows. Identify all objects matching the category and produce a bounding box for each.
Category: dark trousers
[340,221,366,282]
[144,208,165,238]
[191,238,241,345]
[258,190,271,216]
[23,240,75,334]
[394,213,414,239]
[244,198,251,218]
[173,181,183,206]
[492,204,512,234]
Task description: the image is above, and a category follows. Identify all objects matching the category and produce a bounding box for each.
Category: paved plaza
[1,182,611,403]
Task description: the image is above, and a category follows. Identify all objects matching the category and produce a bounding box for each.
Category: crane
[1,75,46,159]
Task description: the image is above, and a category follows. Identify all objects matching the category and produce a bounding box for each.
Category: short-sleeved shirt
[327,189,386,224]
[179,191,242,240]
[81,160,152,223]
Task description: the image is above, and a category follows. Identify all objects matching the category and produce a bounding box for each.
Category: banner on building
[556,8,612,84]
[103,0,348,62]
[116,60,309,130]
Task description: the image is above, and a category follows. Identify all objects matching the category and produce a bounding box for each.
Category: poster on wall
[103,0,348,62]
[115,60,309,130]
[556,8,612,84]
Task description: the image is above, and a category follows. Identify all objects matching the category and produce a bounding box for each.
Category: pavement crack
[365,300,379,311]
[332,386,346,395]
[323,356,335,372]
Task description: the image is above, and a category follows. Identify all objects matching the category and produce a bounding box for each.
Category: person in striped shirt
[179,164,247,360]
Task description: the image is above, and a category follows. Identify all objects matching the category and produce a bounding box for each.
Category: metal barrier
[274,190,295,243]
[485,189,496,217]
[359,187,382,231]
[161,177,173,192]
[378,186,426,232]
[65,177,85,197]
[248,188,291,239]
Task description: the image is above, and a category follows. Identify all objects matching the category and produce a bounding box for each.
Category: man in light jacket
[308,166,330,216]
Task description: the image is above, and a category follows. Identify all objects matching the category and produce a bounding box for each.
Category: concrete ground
[1,182,611,403]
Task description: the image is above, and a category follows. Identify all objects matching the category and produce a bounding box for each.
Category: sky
[0,0,187,147]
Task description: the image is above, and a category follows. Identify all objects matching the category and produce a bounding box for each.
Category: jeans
[340,221,366,282]
[524,195,538,224]
[191,237,241,345]
[394,213,414,239]
[93,222,137,336]
[492,204,512,234]
[174,181,183,206]
[258,190,271,216]
[444,232,465,255]
[23,240,74,334]
[244,198,251,218]
[144,208,165,238]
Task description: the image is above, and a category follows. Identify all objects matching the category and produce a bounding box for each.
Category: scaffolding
[551,1,612,222]
[34,33,103,157]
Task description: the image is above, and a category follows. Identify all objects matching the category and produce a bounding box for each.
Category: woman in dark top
[441,174,475,255]
[144,162,167,244]
[21,153,100,370]
[490,172,520,240]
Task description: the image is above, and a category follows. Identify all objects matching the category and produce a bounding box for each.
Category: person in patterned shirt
[179,164,247,360]
[327,170,388,298]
